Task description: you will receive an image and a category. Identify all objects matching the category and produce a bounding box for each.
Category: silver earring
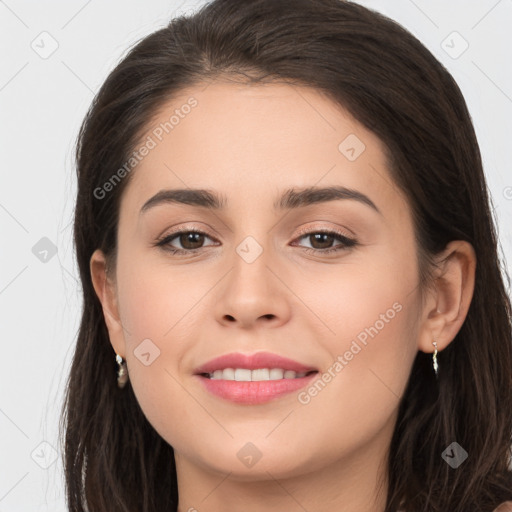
[432,341,439,379]
[116,354,129,388]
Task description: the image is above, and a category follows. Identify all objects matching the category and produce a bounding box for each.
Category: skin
[90,81,476,512]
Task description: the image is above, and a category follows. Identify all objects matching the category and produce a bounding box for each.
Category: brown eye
[155,228,357,256]
[308,233,336,250]
[293,229,358,255]
[155,229,217,255]
[177,232,206,250]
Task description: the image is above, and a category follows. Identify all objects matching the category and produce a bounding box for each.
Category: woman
[60,0,512,510]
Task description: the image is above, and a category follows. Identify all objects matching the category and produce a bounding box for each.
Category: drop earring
[432,340,439,379]
[116,353,129,388]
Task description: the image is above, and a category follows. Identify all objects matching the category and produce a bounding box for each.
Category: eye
[154,227,358,256]
[154,228,218,255]
[292,228,358,254]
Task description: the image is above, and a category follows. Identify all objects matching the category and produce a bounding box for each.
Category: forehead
[120,80,399,216]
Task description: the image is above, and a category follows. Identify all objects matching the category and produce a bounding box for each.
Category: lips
[193,351,320,405]
[193,351,318,375]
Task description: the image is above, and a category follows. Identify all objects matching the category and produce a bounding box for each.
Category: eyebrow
[139,186,381,215]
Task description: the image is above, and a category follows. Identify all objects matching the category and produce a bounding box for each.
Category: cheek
[291,237,418,347]
[291,244,419,420]
[114,248,230,441]
[116,247,208,343]
[285,288,419,472]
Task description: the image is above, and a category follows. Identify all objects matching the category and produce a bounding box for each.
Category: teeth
[235,368,252,381]
[269,368,284,380]
[252,368,270,381]
[208,368,309,381]
[222,368,235,380]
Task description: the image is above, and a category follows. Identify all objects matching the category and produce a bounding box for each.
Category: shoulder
[492,501,512,512]
[398,502,512,512]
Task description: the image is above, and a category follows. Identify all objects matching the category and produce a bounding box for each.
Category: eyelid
[157,222,217,238]
[157,226,219,245]
[154,222,359,258]
[290,226,358,254]
[158,222,355,241]
[293,223,355,240]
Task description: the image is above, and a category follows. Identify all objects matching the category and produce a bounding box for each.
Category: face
[94,81,427,485]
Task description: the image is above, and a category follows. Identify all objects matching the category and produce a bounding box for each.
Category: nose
[213,241,292,330]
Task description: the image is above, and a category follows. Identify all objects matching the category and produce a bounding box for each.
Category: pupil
[311,233,333,249]
[178,232,335,251]
[181,232,204,249]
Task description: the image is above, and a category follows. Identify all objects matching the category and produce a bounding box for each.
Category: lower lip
[194,372,319,405]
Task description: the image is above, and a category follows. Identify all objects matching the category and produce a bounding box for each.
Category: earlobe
[89,249,126,357]
[418,240,476,354]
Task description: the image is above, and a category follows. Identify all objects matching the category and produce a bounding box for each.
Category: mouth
[198,369,319,380]
[194,368,320,405]
[193,351,320,404]
[193,351,319,376]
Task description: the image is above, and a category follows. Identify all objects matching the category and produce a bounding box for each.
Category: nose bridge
[230,231,273,294]
[213,228,291,327]
[225,203,275,272]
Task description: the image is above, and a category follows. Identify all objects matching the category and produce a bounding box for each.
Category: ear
[417,240,476,354]
[90,249,126,358]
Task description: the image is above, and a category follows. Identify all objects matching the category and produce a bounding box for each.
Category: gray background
[1,0,511,509]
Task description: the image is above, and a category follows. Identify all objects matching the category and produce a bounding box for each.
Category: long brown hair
[60,0,512,510]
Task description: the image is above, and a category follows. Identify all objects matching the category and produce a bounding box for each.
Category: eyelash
[154,227,358,256]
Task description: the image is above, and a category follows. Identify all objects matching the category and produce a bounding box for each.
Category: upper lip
[194,351,318,375]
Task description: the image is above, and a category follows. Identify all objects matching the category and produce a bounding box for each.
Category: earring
[432,340,439,379]
[116,353,129,388]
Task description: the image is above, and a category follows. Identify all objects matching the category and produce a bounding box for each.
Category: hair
[60,0,512,510]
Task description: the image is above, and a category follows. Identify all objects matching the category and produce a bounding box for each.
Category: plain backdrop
[0,0,511,510]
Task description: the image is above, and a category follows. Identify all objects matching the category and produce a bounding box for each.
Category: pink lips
[193,351,319,405]
[193,351,318,375]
